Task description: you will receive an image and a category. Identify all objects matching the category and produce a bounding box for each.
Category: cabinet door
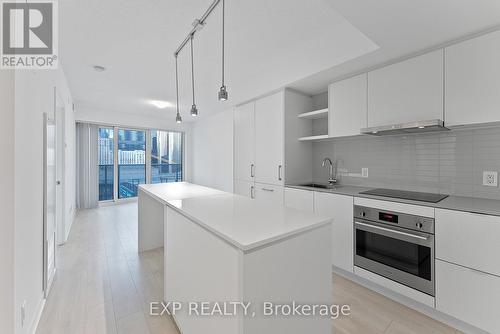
[234,102,255,182]
[329,74,367,137]
[233,179,255,199]
[314,192,353,272]
[255,92,284,186]
[284,188,313,212]
[367,50,444,127]
[436,259,500,333]
[445,30,500,126]
[254,183,284,206]
[435,209,500,276]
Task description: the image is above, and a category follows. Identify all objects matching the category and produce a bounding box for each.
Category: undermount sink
[298,183,339,190]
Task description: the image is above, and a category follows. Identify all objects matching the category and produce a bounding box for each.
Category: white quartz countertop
[166,193,332,251]
[139,182,225,204]
[139,182,332,251]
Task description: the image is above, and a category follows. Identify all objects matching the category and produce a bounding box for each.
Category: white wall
[14,67,76,334]
[0,71,15,334]
[192,109,234,192]
[76,107,194,182]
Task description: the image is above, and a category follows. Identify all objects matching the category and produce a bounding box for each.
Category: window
[151,130,183,183]
[98,128,114,201]
[97,127,183,202]
[118,129,146,199]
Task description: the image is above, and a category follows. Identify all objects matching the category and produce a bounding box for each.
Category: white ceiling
[61,0,500,122]
[291,0,500,94]
[60,0,377,121]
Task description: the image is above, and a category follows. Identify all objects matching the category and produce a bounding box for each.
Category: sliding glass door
[118,129,146,199]
[97,126,183,202]
[151,130,183,183]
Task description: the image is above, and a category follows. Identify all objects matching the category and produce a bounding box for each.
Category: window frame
[97,124,185,203]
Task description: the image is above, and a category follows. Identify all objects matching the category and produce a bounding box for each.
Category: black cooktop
[359,188,449,203]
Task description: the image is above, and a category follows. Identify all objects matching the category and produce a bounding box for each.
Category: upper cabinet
[255,92,284,185]
[445,30,500,126]
[367,50,444,127]
[329,74,367,137]
[234,101,255,182]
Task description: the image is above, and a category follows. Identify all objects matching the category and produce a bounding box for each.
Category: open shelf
[298,134,329,142]
[297,108,328,120]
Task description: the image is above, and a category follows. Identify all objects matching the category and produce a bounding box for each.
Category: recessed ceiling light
[150,100,173,109]
[93,65,106,72]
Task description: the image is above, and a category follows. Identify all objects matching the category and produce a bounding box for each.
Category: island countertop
[139,182,332,252]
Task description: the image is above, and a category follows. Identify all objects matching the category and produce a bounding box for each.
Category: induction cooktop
[359,188,449,203]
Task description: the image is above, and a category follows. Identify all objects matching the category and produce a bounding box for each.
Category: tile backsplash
[312,127,500,200]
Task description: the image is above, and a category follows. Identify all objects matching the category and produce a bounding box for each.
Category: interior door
[55,92,65,244]
[43,113,57,297]
[255,92,284,185]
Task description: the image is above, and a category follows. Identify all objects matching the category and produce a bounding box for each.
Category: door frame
[54,89,66,245]
[42,112,57,298]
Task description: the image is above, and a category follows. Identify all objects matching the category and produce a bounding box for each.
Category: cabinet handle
[250,164,255,178]
[278,165,282,181]
[250,186,255,199]
[262,188,274,192]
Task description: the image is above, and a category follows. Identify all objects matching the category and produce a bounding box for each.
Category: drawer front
[436,260,500,333]
[435,209,500,276]
[254,183,284,206]
[284,188,313,212]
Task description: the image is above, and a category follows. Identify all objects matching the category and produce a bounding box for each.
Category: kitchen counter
[139,182,333,334]
[165,192,331,251]
[286,183,500,217]
[138,182,225,251]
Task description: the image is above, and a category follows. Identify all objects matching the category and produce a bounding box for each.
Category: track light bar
[174,0,221,57]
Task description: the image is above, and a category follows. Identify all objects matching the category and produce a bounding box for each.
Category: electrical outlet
[483,171,498,187]
[21,301,26,327]
[362,168,369,178]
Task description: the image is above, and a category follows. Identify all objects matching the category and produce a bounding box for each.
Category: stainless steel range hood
[360,119,449,136]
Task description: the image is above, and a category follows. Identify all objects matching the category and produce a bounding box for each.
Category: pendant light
[190,35,198,116]
[218,0,228,101]
[174,55,182,123]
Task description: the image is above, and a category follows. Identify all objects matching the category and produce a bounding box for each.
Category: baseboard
[64,210,76,242]
[29,297,46,334]
[333,266,488,334]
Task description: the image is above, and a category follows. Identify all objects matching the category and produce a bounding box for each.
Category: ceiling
[60,0,500,122]
[290,0,500,94]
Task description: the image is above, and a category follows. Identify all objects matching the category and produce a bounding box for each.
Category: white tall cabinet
[234,101,255,183]
[367,50,444,127]
[233,91,284,204]
[254,92,284,186]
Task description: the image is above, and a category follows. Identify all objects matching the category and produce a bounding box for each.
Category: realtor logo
[1,0,58,69]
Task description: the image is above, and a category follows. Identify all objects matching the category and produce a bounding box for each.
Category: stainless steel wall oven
[354,205,435,296]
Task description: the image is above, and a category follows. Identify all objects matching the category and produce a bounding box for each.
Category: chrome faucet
[322,157,337,186]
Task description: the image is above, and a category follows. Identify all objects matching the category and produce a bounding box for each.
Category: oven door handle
[355,221,429,241]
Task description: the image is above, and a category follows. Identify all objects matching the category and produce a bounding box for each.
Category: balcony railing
[99,163,182,201]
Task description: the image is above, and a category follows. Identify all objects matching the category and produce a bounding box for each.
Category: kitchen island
[138,182,333,334]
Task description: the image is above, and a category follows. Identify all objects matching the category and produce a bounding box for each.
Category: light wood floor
[36,202,461,334]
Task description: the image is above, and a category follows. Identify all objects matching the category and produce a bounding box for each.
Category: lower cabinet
[314,192,354,273]
[233,179,254,198]
[284,187,314,212]
[436,259,500,333]
[254,182,284,206]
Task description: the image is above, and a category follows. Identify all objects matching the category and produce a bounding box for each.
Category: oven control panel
[354,205,434,234]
